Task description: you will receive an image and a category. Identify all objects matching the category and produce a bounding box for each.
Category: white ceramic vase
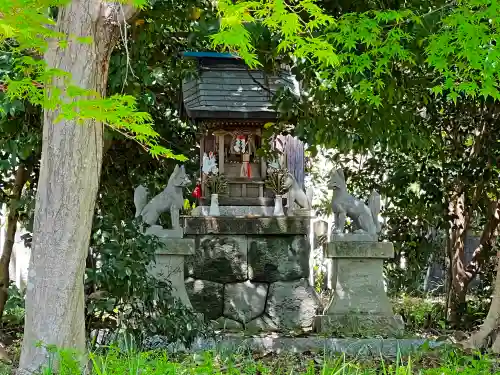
[273,195,285,216]
[209,193,220,216]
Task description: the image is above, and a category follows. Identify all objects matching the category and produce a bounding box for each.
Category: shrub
[85,217,210,349]
[1,282,25,330]
[392,296,445,332]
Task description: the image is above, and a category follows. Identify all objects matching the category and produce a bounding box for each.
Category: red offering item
[192,183,202,198]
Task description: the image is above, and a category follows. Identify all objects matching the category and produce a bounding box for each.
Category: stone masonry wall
[183,217,322,332]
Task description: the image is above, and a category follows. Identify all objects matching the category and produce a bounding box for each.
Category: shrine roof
[181,52,299,121]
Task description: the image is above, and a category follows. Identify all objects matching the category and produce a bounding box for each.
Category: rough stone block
[325,258,393,315]
[150,252,192,308]
[245,314,279,332]
[185,235,248,283]
[313,314,405,337]
[248,236,309,282]
[215,317,243,331]
[266,279,321,330]
[224,281,268,323]
[326,241,394,259]
[185,278,223,320]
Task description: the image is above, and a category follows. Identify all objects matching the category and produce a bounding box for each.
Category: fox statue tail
[368,190,381,233]
[134,185,149,218]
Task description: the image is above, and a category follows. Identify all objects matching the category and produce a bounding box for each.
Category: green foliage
[426,0,500,101]
[205,173,229,195]
[0,0,184,160]
[85,217,208,349]
[393,297,446,332]
[1,282,25,330]
[33,346,500,375]
[265,168,290,195]
[209,0,500,157]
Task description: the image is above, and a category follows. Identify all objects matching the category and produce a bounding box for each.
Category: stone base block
[149,238,196,308]
[155,238,195,256]
[313,313,405,337]
[192,206,275,217]
[330,233,377,242]
[290,208,314,217]
[326,241,394,258]
[146,225,184,239]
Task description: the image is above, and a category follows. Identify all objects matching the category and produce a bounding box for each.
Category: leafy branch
[0,0,184,160]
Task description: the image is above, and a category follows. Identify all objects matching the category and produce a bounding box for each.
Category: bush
[1,282,25,330]
[392,296,446,332]
[85,217,210,349]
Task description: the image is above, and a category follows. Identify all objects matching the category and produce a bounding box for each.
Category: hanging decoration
[240,153,252,178]
[233,135,246,153]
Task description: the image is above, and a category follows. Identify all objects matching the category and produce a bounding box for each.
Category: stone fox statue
[285,172,313,211]
[134,165,191,229]
[328,168,381,235]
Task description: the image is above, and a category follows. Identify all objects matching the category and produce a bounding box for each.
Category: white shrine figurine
[202,152,218,175]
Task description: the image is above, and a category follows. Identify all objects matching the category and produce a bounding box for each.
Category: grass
[0,344,495,375]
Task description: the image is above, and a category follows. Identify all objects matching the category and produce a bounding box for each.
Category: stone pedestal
[183,217,321,331]
[314,236,404,336]
[146,228,195,309]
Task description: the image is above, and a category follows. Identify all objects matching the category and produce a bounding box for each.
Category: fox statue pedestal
[314,235,404,337]
[134,163,200,314]
[146,227,196,309]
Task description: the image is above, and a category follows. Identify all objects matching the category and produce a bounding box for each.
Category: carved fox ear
[336,168,345,180]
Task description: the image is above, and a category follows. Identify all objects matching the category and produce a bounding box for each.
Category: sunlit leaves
[426,0,500,101]
[212,0,500,106]
[0,0,182,160]
[212,1,415,105]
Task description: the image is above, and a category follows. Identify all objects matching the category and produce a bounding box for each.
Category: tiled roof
[182,57,299,120]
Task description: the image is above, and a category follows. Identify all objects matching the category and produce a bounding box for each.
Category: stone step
[198,197,286,207]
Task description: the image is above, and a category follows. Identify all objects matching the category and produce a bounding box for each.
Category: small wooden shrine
[181,52,304,214]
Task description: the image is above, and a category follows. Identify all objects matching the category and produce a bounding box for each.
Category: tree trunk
[447,192,469,327]
[0,164,29,320]
[18,1,137,373]
[464,251,500,353]
[448,199,500,328]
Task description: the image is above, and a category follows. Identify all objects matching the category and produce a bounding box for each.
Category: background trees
[213,0,500,351]
[1,0,500,369]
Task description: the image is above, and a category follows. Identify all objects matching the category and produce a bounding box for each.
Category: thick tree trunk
[17,1,137,373]
[464,251,500,353]
[448,199,500,328]
[0,164,29,320]
[447,192,469,327]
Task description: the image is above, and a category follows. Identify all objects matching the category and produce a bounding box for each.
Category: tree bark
[448,198,500,327]
[18,1,137,373]
[447,192,469,327]
[0,164,30,320]
[464,251,500,353]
